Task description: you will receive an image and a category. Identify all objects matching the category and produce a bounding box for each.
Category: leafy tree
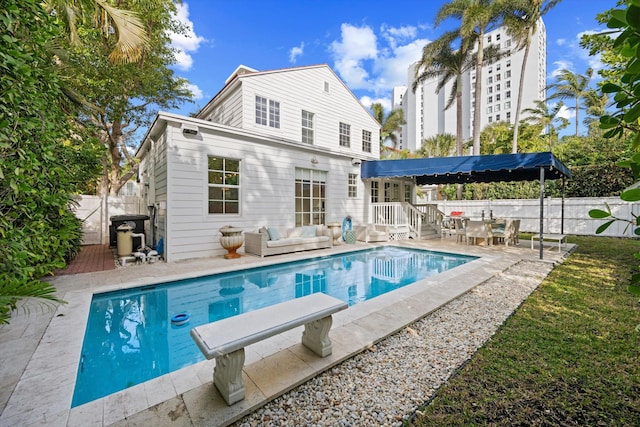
[436,0,506,155]
[45,0,149,63]
[371,103,406,150]
[65,0,192,195]
[479,121,513,154]
[503,0,562,153]
[547,68,594,136]
[521,99,569,149]
[0,0,102,324]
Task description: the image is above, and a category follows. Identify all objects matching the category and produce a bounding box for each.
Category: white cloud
[556,104,574,120]
[329,24,378,90]
[169,3,206,71]
[556,38,566,46]
[360,95,391,112]
[184,82,203,100]
[289,42,304,63]
[329,23,428,96]
[549,60,574,78]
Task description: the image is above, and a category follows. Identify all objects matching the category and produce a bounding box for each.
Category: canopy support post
[539,166,545,260]
[561,177,566,235]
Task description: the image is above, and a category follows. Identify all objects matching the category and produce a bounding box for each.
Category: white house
[135,64,419,262]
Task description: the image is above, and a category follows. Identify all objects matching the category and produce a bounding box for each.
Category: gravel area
[233,260,554,427]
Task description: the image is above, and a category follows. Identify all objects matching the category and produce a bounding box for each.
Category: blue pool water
[72,246,476,407]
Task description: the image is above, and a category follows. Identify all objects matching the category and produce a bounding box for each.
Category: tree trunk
[512,34,532,154]
[575,96,579,136]
[456,73,463,200]
[473,31,484,156]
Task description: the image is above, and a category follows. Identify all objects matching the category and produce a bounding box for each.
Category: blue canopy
[361,152,571,185]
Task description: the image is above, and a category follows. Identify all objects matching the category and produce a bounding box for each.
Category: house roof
[195,64,380,128]
[361,152,571,185]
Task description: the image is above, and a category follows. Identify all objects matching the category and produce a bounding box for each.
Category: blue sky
[167,0,618,125]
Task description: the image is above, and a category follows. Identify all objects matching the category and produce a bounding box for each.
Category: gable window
[302,110,314,144]
[348,174,358,198]
[255,96,280,128]
[269,100,280,128]
[207,156,240,214]
[362,130,372,153]
[255,96,267,126]
[324,81,330,93]
[339,122,351,147]
[295,168,326,226]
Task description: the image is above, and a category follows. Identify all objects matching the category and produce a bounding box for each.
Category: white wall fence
[438,197,639,238]
[73,195,143,245]
[72,195,639,246]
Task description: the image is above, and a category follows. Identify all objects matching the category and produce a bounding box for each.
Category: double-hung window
[362,130,372,153]
[302,110,314,144]
[348,174,358,198]
[339,122,350,147]
[207,156,240,214]
[255,96,280,128]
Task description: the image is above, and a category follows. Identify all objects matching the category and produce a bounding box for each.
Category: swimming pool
[72,246,476,407]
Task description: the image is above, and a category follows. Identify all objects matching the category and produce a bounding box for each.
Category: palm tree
[502,0,562,153]
[45,0,149,63]
[583,88,609,135]
[413,31,474,159]
[417,133,457,158]
[371,103,406,150]
[436,0,506,156]
[547,68,593,136]
[522,99,569,149]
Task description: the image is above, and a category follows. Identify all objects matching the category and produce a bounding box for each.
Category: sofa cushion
[267,227,280,241]
[301,225,317,237]
[289,227,303,238]
[266,236,329,248]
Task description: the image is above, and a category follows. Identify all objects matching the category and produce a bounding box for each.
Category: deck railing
[370,202,443,239]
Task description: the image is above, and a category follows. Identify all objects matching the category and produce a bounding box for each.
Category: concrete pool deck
[0,238,573,426]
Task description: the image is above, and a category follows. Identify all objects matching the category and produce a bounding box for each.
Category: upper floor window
[496,34,501,41]
[362,130,372,153]
[302,110,314,144]
[348,174,358,198]
[506,70,512,78]
[207,156,240,214]
[505,39,512,48]
[506,91,511,99]
[324,81,330,93]
[255,96,280,128]
[255,96,267,126]
[488,76,493,84]
[506,60,511,68]
[339,122,351,147]
[506,80,511,89]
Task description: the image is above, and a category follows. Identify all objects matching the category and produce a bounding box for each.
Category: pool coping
[0,239,571,426]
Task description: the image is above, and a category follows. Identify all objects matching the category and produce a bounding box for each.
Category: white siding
[237,66,380,159]
[204,85,243,128]
[162,121,368,262]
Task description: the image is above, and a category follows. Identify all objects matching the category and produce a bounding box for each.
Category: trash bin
[116,223,133,257]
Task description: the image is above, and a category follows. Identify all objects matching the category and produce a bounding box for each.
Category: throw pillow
[301,225,317,237]
[289,227,303,238]
[267,227,280,241]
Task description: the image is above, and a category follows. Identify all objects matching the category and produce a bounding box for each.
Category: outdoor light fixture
[311,156,319,165]
[181,123,199,136]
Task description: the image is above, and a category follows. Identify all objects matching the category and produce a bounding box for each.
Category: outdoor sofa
[244,225,332,257]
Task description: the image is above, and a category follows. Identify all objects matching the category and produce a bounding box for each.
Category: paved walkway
[0,239,573,427]
[55,244,116,276]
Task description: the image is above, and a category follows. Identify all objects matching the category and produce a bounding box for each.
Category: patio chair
[453,217,467,244]
[492,219,521,247]
[465,220,493,246]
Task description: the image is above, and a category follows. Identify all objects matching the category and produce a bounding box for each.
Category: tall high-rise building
[396,20,546,153]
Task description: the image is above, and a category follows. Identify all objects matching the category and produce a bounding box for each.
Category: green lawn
[408,235,640,426]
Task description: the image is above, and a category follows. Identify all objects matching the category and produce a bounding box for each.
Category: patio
[0,238,573,426]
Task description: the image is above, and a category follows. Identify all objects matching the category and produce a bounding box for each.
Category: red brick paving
[55,244,116,275]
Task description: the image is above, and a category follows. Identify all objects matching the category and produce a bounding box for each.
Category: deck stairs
[369,202,445,240]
